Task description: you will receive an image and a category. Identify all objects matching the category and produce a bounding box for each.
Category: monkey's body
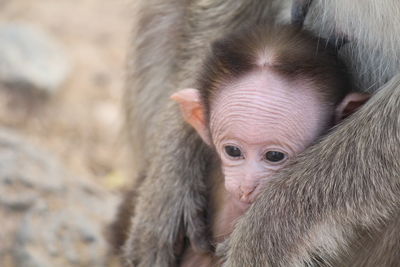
[114,0,400,266]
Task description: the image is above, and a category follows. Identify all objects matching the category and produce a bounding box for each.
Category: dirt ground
[0,0,134,189]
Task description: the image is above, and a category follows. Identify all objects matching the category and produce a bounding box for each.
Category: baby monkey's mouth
[232,196,252,211]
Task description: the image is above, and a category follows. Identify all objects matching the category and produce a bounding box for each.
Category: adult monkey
[118,0,400,267]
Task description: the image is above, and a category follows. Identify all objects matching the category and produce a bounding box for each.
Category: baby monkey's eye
[265,151,286,163]
[224,145,243,158]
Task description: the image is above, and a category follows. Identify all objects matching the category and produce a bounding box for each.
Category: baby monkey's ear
[171,88,212,145]
[335,92,370,122]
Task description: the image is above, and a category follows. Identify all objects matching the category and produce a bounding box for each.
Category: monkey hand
[223,76,400,267]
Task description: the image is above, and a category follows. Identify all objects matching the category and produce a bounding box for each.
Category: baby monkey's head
[172,24,369,204]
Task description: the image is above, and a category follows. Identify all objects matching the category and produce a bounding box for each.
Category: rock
[0,129,119,267]
[0,23,70,94]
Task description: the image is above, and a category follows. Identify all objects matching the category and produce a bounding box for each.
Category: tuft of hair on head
[197,23,352,119]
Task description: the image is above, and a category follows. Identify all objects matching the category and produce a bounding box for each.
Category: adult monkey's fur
[116,0,400,266]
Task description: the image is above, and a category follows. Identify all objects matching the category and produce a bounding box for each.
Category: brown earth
[0,0,134,189]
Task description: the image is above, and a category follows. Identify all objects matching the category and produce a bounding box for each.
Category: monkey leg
[108,188,139,254]
[223,75,400,266]
[122,118,213,267]
[121,0,215,264]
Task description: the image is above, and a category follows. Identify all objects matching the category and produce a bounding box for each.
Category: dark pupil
[265,151,285,162]
[225,146,242,158]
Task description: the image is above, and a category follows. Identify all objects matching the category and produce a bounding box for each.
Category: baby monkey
[172,24,369,265]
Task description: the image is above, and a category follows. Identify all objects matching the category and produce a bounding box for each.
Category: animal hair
[198,24,352,119]
[223,0,400,266]
[113,0,400,266]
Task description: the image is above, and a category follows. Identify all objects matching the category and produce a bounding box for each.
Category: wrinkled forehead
[209,70,331,144]
[212,70,302,104]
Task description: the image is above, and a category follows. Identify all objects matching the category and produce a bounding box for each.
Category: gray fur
[117,0,400,266]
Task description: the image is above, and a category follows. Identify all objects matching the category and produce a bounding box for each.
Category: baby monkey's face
[210,70,330,204]
[172,69,368,205]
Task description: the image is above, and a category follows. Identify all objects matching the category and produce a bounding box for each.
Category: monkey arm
[223,75,400,266]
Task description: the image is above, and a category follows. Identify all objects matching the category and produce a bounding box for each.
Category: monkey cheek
[224,179,242,201]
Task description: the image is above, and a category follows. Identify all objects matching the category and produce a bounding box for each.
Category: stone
[0,23,70,94]
[0,129,119,267]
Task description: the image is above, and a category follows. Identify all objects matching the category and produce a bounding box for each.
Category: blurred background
[0,0,133,266]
